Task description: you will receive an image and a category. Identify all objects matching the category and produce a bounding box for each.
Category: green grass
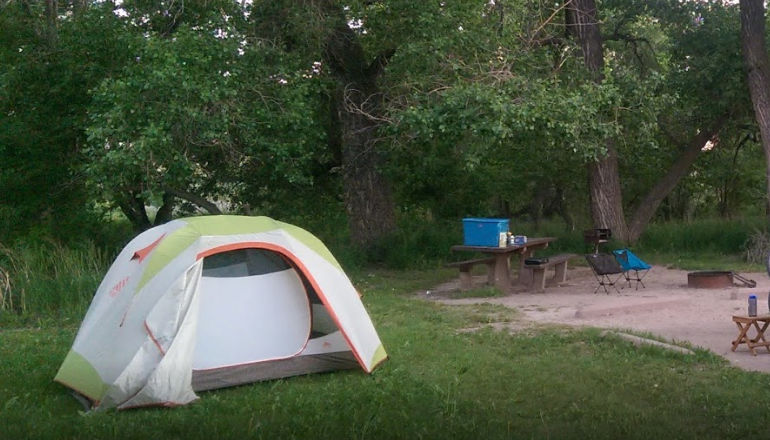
[639,251,766,272]
[4,217,770,438]
[3,269,770,440]
[638,216,769,255]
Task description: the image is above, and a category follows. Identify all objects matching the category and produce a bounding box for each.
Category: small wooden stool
[731,315,770,356]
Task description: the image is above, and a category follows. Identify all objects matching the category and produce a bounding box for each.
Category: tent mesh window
[201,248,333,338]
[202,248,290,277]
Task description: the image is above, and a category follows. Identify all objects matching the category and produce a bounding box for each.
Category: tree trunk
[626,117,726,243]
[116,187,222,232]
[161,187,222,216]
[117,191,152,232]
[324,17,397,248]
[43,0,57,44]
[566,0,628,241]
[740,0,770,223]
[154,192,176,226]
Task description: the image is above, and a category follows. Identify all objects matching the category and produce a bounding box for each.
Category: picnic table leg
[518,249,534,285]
[531,269,547,291]
[458,270,473,291]
[553,261,569,284]
[492,253,512,292]
[517,243,550,286]
[485,260,496,287]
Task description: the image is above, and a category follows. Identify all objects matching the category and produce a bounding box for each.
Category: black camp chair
[585,253,625,294]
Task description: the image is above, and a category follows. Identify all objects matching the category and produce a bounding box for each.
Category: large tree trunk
[626,117,726,243]
[43,0,57,43]
[324,17,397,248]
[566,0,628,241]
[739,0,770,221]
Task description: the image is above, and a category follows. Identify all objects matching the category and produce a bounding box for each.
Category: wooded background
[2,0,770,252]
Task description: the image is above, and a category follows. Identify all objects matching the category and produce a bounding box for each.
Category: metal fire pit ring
[687,271,734,289]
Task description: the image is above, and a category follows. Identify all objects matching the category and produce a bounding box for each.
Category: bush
[743,228,770,265]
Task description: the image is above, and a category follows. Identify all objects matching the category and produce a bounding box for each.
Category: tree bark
[566,0,628,241]
[115,186,222,232]
[43,0,57,44]
[324,15,398,248]
[117,191,152,232]
[154,192,176,226]
[739,0,770,222]
[161,187,223,216]
[626,117,726,243]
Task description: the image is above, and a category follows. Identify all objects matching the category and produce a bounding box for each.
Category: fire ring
[687,271,734,289]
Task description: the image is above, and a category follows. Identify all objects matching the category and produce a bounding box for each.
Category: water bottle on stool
[749,294,758,317]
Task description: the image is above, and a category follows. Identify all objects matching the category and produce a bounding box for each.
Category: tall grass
[2,214,768,321]
[272,212,770,272]
[638,216,769,254]
[0,241,111,320]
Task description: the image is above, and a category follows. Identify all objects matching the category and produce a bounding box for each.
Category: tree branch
[603,29,656,68]
[365,48,397,78]
[627,115,728,241]
[114,185,223,217]
[161,187,222,215]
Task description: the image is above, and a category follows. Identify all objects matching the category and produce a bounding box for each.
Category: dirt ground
[429,264,770,373]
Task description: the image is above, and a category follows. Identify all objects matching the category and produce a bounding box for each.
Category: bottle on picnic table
[748,294,757,317]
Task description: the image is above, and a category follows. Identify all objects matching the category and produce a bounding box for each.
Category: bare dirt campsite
[428,265,770,373]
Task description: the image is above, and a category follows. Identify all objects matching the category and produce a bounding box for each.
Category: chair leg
[622,272,632,289]
[637,269,650,289]
[591,273,604,294]
[593,275,618,294]
[612,274,623,293]
[601,274,622,294]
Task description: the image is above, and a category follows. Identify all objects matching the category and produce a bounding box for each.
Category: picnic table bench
[444,257,496,291]
[522,253,578,291]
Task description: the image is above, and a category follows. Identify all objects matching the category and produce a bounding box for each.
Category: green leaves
[83,16,328,214]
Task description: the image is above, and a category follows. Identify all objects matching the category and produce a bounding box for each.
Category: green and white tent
[55,215,387,410]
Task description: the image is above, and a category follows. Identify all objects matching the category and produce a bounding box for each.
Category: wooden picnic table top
[450,237,557,253]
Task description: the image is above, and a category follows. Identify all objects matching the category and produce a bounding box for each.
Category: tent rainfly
[54,215,387,410]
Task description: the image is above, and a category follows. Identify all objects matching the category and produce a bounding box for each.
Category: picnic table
[450,237,558,292]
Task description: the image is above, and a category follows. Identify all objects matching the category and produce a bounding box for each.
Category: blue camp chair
[612,249,652,290]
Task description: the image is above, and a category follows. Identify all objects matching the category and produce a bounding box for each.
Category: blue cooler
[462,218,510,247]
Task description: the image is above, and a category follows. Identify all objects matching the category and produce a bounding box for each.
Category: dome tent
[55,215,387,410]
